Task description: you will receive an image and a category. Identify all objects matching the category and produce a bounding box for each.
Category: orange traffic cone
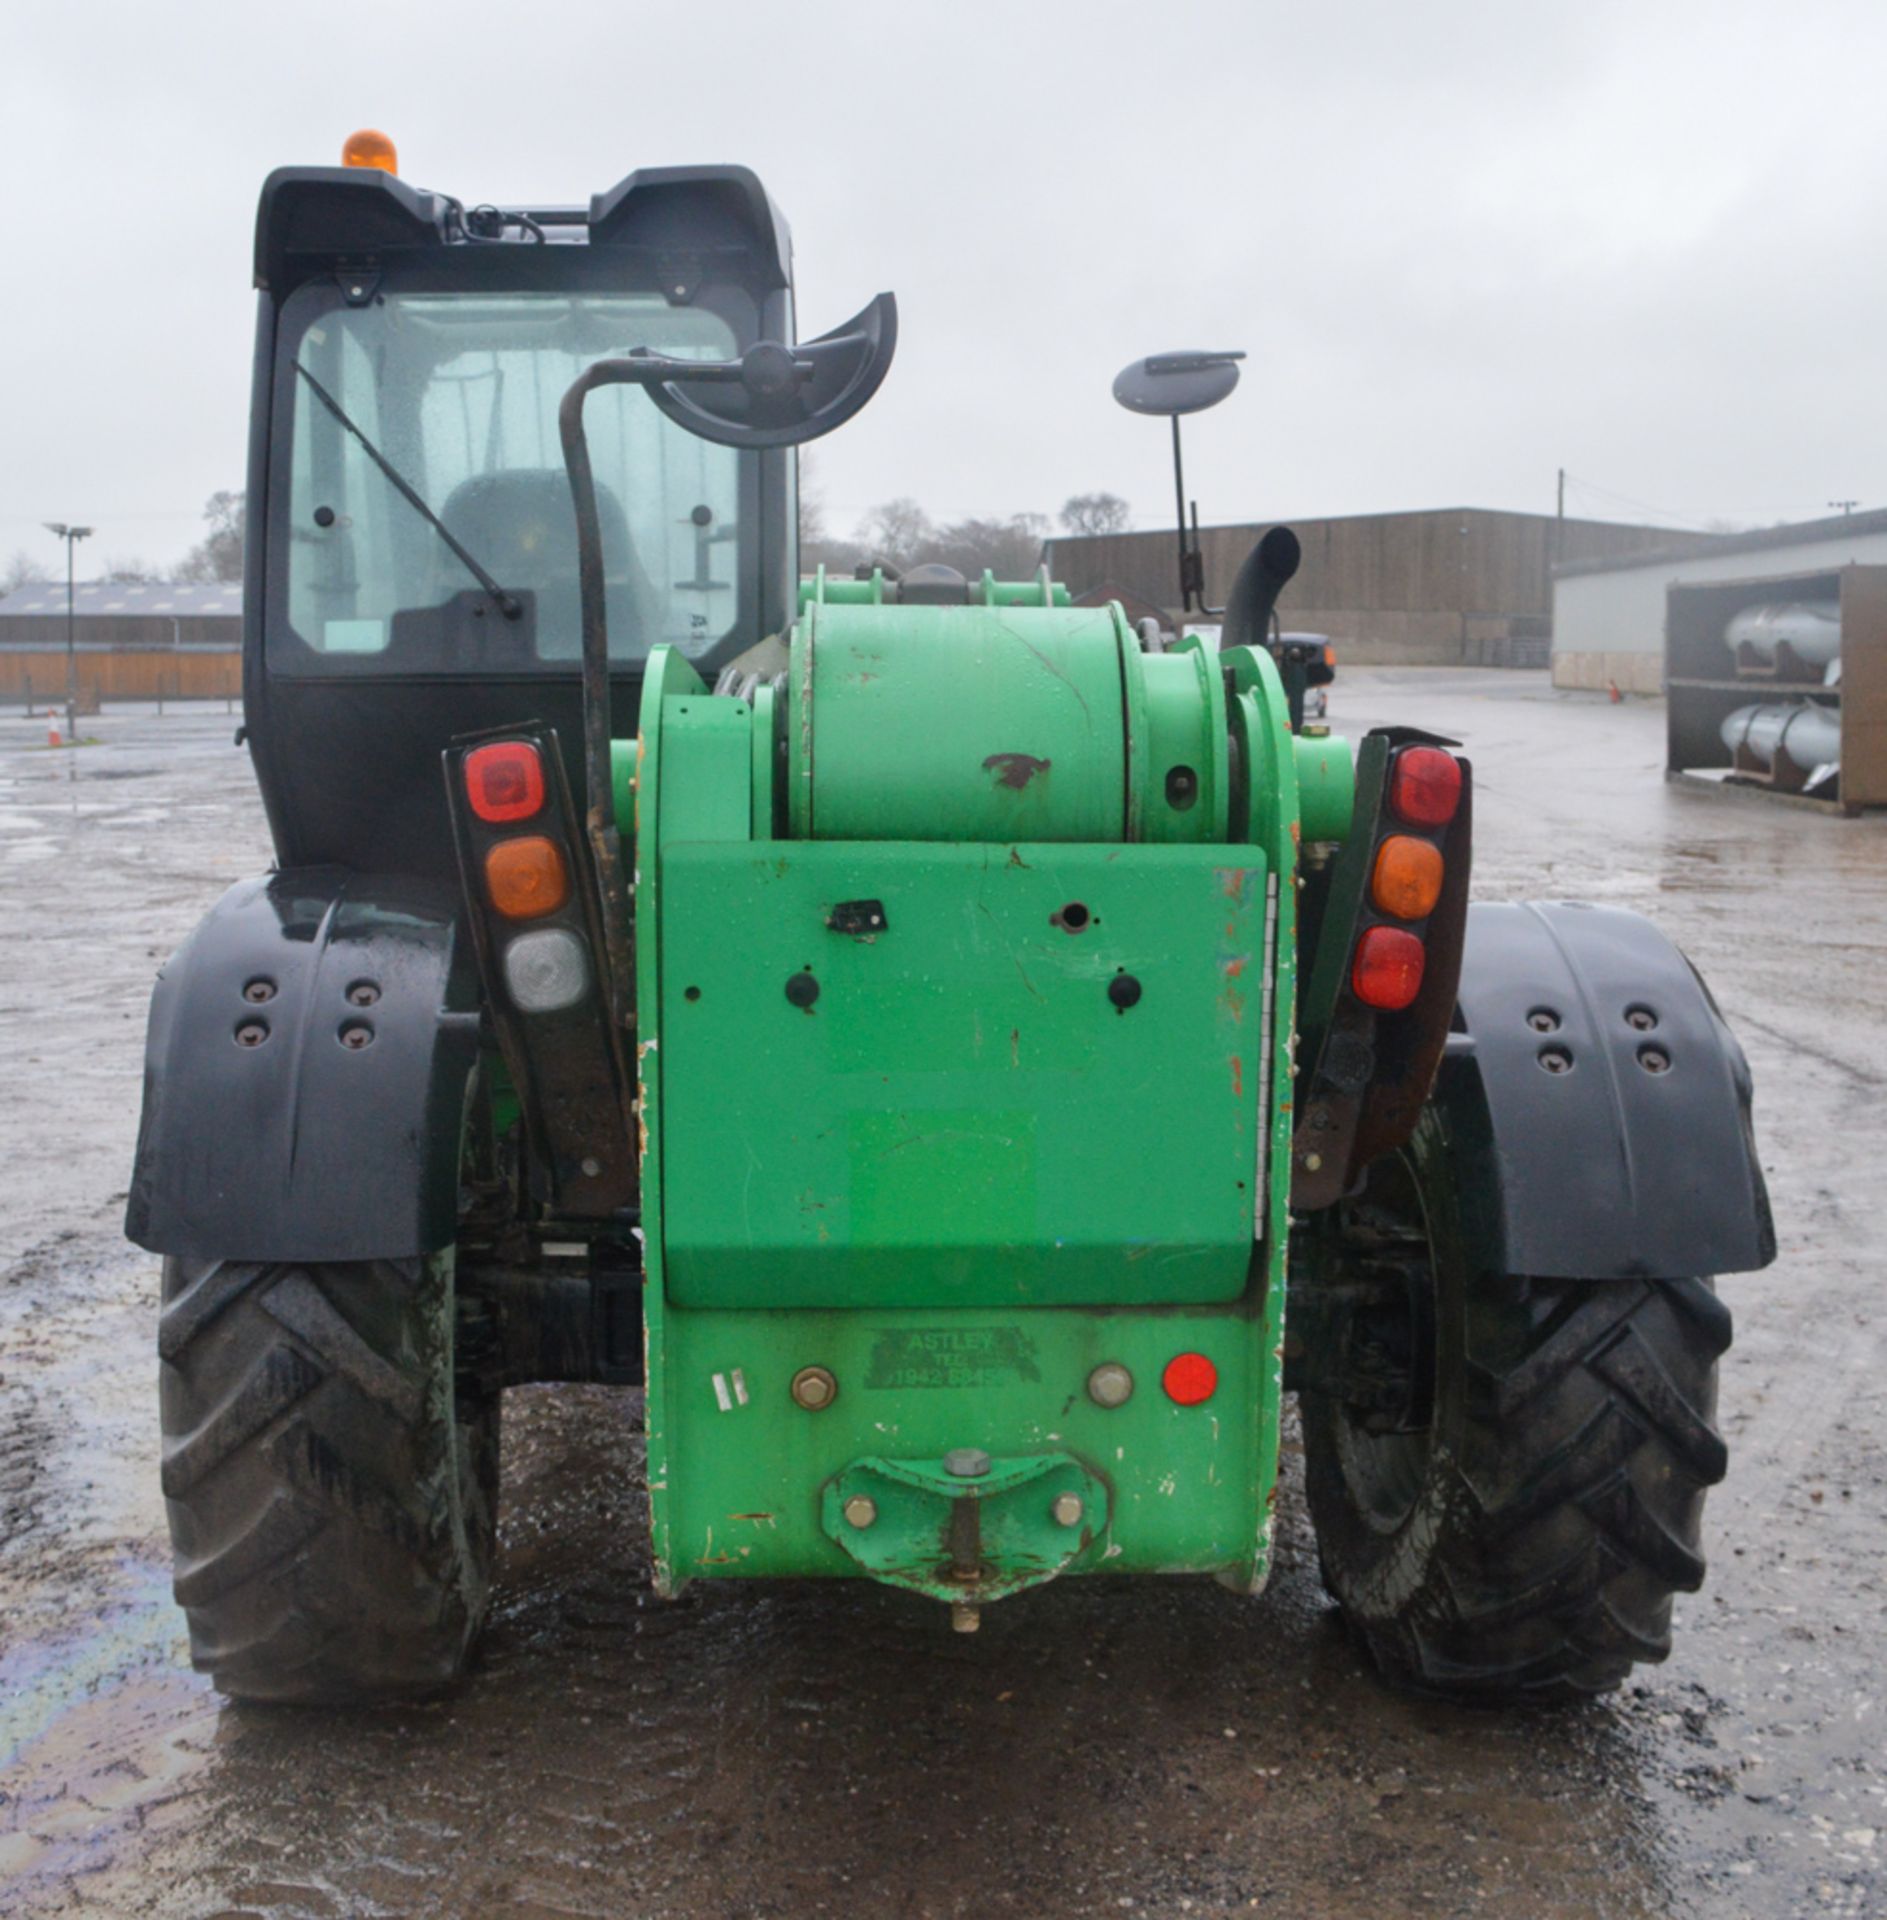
[48,723,61,747]
[1607,680,1623,704]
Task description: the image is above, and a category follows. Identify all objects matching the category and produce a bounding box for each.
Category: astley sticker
[865,1327,1042,1390]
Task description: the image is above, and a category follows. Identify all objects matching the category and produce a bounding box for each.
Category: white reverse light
[503,926,590,1013]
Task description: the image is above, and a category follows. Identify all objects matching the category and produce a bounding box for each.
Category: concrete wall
[1552,529,1887,690]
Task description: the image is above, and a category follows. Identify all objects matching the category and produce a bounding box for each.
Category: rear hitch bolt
[790,1366,838,1411]
[1538,1046,1573,1074]
[1639,1047,1672,1074]
[1087,1362,1134,1409]
[242,978,276,1004]
[842,1494,878,1530]
[943,1447,992,1479]
[1626,1005,1658,1031]
[1051,1493,1084,1528]
[234,1021,269,1048]
[346,980,380,1008]
[339,1023,374,1051]
[950,1603,982,1634]
[1527,1007,1560,1033]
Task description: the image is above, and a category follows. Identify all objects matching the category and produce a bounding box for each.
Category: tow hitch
[822,1450,1110,1630]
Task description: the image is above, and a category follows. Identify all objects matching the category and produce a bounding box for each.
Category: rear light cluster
[1349,745,1463,1012]
[460,739,592,1014]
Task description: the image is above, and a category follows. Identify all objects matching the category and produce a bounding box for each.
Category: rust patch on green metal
[983,752,1052,790]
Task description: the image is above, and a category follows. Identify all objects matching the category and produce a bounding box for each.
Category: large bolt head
[1087,1362,1134,1409]
[1051,1492,1084,1528]
[942,1447,992,1479]
[790,1366,837,1411]
[842,1494,878,1530]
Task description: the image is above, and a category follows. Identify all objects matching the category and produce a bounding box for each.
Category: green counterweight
[632,584,1342,1613]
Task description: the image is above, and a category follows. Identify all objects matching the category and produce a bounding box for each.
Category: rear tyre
[1300,1107,1732,1704]
[158,1254,499,1703]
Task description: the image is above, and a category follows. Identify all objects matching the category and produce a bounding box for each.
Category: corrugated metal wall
[1052,510,1718,664]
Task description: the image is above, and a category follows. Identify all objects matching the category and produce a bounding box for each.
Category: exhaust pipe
[1220,526,1302,655]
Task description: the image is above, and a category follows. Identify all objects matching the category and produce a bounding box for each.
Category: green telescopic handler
[128,143,1774,1706]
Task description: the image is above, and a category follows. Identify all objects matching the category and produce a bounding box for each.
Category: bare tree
[100,556,165,584]
[174,491,246,583]
[800,496,1055,584]
[854,497,936,574]
[932,512,1052,581]
[1060,492,1133,536]
[1,550,52,595]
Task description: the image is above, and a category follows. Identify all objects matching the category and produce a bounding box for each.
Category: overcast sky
[4,0,1883,575]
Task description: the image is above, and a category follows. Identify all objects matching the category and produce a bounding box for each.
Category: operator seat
[438,468,663,662]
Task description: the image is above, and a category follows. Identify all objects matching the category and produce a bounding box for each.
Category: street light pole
[43,522,93,741]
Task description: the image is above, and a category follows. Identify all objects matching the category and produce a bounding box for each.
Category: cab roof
[254,163,793,301]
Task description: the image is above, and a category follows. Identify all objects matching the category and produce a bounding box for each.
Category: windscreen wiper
[293,361,521,620]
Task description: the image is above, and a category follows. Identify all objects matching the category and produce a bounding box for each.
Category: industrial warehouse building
[1551,507,1887,692]
[0,582,242,703]
[1048,508,1715,666]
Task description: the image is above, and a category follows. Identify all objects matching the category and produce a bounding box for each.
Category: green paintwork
[1294,732,1356,844]
[785,599,1238,847]
[660,1304,1273,1588]
[610,738,636,837]
[631,640,709,1602]
[633,597,1347,1609]
[787,602,1131,842]
[659,839,1267,1308]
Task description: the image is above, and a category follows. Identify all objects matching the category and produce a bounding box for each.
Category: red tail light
[1388,747,1461,828]
[1162,1352,1218,1405]
[1353,925,1426,1010]
[465,740,545,824]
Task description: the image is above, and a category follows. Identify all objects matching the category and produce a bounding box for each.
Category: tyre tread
[158,1256,495,1704]
[1303,1120,1731,1705]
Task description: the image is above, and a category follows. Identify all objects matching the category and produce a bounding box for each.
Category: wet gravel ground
[1,674,1883,1919]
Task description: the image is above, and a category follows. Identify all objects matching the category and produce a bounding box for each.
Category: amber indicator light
[1371,835,1445,921]
[485,836,569,920]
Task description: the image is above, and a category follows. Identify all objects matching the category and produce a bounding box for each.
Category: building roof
[1552,507,1887,579]
[0,581,241,618]
[1049,504,1706,545]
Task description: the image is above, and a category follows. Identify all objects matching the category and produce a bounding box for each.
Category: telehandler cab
[128,137,1774,1705]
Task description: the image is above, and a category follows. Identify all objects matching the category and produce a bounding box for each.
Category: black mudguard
[1434,902,1775,1280]
[126,869,480,1264]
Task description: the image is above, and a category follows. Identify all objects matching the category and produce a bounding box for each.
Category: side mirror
[565,292,897,451]
[555,293,898,1032]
